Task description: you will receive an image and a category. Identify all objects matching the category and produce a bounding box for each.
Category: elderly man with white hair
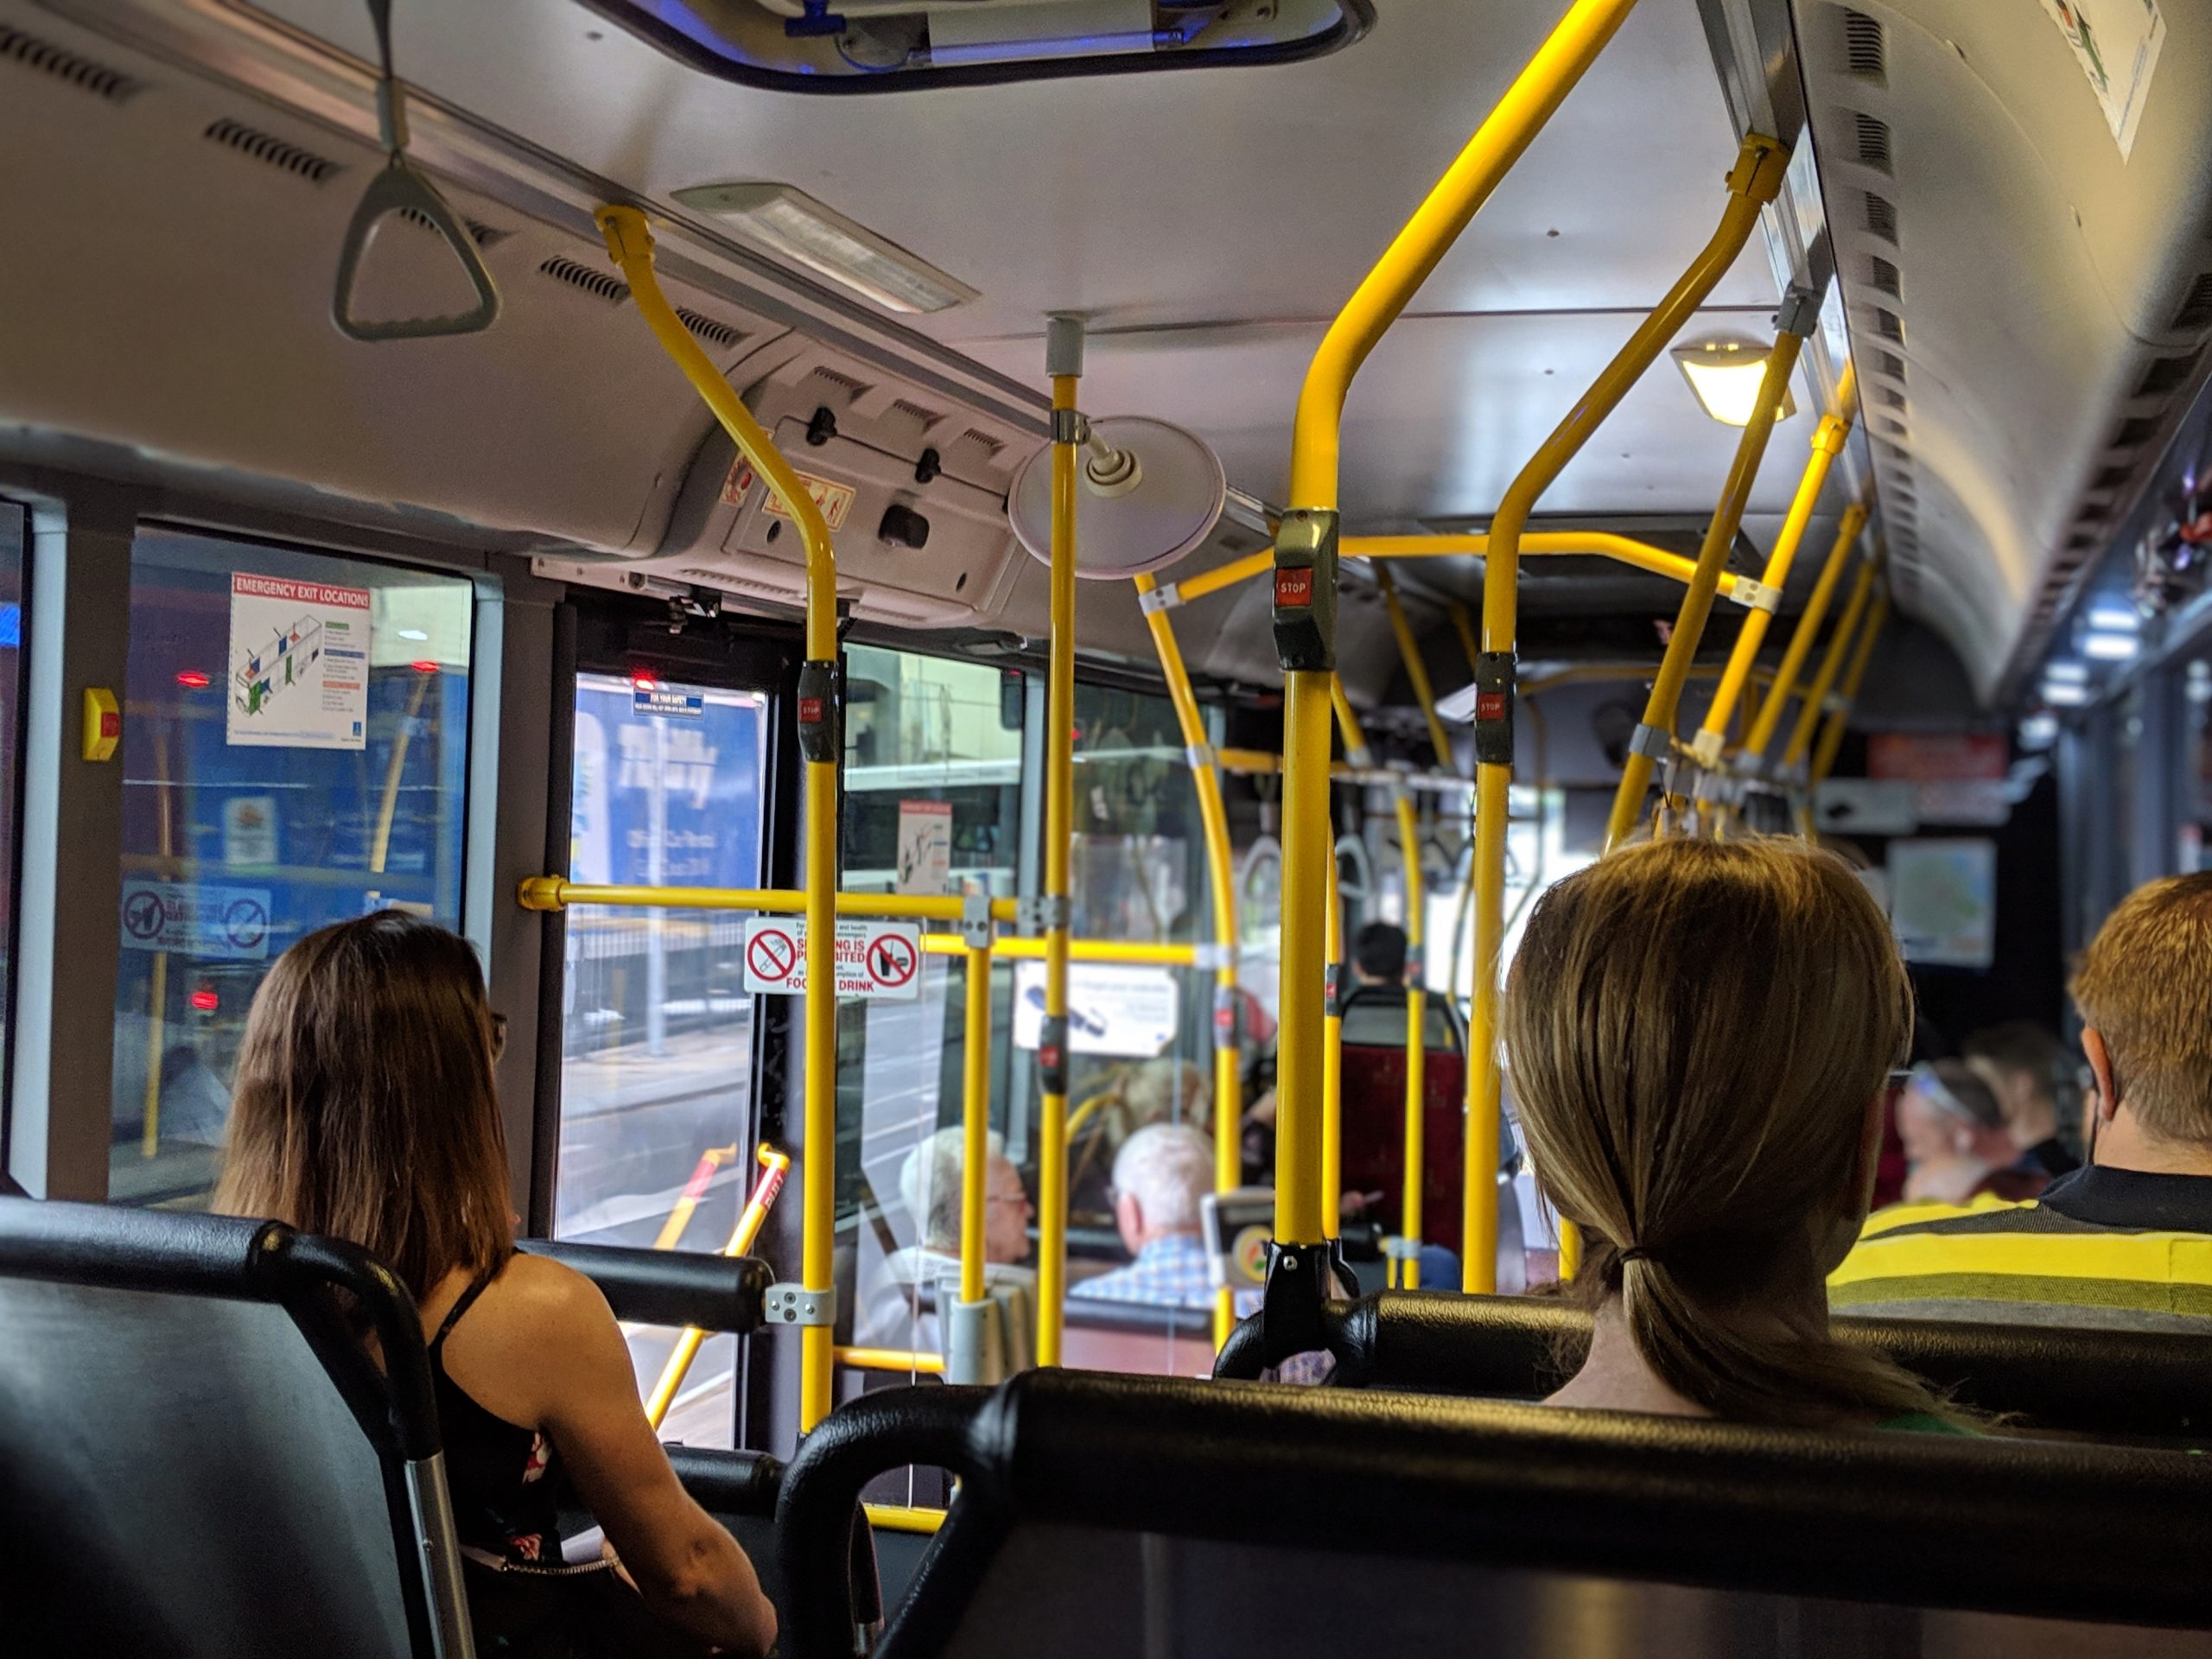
[1072,1123,1256,1313]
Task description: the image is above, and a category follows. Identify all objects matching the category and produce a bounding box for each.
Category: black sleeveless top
[430,1267,577,1570]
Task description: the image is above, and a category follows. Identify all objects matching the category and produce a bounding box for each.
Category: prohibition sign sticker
[746,925,800,989]
[867,930,918,991]
[742,918,923,1001]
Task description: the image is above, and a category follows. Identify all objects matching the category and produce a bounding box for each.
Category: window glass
[556,671,767,1445]
[110,531,473,1206]
[2183,658,2212,874]
[0,501,22,1145]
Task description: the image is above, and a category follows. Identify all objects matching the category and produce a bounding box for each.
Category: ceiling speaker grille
[202,118,342,185]
[1840,9,1886,78]
[537,254,631,306]
[0,22,143,102]
[1852,112,1892,173]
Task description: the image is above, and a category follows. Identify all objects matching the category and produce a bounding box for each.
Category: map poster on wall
[2042,0,2165,159]
[226,574,371,751]
[1888,837,1998,969]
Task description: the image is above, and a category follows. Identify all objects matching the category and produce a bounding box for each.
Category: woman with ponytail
[1503,836,1961,1430]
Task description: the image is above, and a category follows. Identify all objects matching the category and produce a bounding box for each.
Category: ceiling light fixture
[673,182,979,315]
[2041,682,2089,707]
[1670,338,1798,427]
[2043,660,2089,683]
[2083,631,2139,661]
[2085,603,2139,632]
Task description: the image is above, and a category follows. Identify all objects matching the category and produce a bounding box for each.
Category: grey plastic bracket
[1139,583,1183,614]
[764,1284,837,1327]
[1727,578,1782,613]
[944,1297,1007,1388]
[1185,742,1217,772]
[1016,894,1071,936]
[959,892,993,950]
[1051,408,1090,446]
[1628,722,1674,762]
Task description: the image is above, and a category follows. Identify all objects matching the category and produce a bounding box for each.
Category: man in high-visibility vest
[1832,872,2212,1331]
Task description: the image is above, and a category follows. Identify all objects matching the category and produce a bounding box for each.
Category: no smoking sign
[741,917,923,1001]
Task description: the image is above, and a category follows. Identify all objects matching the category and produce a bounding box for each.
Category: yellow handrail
[1810,590,1891,786]
[597,205,842,1430]
[1688,363,1858,769]
[865,1505,949,1535]
[518,877,1018,924]
[836,1347,949,1376]
[1376,568,1455,768]
[1739,502,1867,765]
[1173,530,1741,607]
[1602,326,1806,850]
[645,1145,790,1428]
[1781,559,1878,771]
[1467,131,1789,1291]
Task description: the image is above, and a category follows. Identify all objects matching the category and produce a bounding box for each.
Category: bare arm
[476,1259,776,1655]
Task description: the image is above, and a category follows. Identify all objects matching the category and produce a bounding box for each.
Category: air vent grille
[2171,272,2212,333]
[1852,112,1892,173]
[805,365,871,397]
[2138,352,2201,397]
[203,118,342,185]
[1840,9,1886,79]
[2092,462,2133,492]
[395,207,505,248]
[0,23,143,101]
[1872,308,1905,342]
[676,308,744,350]
[1868,255,1901,296]
[2112,415,2159,448]
[1875,350,1906,380]
[1875,417,1908,442]
[1863,193,1898,244]
[954,428,1006,460]
[889,397,943,429]
[538,255,631,306]
[1875,386,1907,410]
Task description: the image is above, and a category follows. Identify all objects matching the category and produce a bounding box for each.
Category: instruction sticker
[2043,0,2164,158]
[895,800,953,896]
[1012,963,1179,1058]
[742,917,923,1001]
[226,573,370,751]
[119,880,273,961]
[722,459,856,531]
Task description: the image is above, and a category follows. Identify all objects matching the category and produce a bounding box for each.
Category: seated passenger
[1895,1060,2048,1204]
[1833,873,2212,1330]
[215,912,774,1658]
[856,1128,1035,1350]
[1072,1124,1257,1314]
[1351,919,1408,988]
[1506,838,1955,1429]
[1964,1020,2082,1179]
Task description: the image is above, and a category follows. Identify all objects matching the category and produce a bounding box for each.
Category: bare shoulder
[441,1253,630,1427]
[489,1250,618,1330]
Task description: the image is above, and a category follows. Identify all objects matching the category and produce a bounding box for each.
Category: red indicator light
[410,660,439,674]
[175,671,211,689]
[189,988,219,1012]
[632,671,658,691]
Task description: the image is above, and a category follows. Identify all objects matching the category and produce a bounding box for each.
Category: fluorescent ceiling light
[2018,713,2060,748]
[673,183,978,315]
[2043,660,2089,683]
[2042,682,2089,706]
[2086,603,2139,632]
[1670,339,1798,426]
[2083,632,2139,660]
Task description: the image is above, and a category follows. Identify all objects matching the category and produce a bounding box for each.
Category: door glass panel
[556,671,766,1445]
[0,501,23,1149]
[110,530,473,1207]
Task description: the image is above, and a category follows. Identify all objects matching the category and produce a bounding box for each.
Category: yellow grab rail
[598,205,842,1430]
[1467,131,1789,1291]
[1739,501,1867,765]
[1376,567,1456,769]
[836,1347,949,1376]
[519,877,1017,924]
[1172,530,1741,608]
[1602,324,1806,850]
[645,1145,790,1428]
[1781,558,1878,772]
[1810,590,1890,786]
[866,1505,949,1535]
[1688,362,1858,768]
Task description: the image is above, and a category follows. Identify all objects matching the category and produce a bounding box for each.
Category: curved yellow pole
[1278,0,1645,1256]
[598,205,842,1431]
[1689,363,1858,769]
[1132,569,1246,1347]
[1740,502,1867,765]
[1811,591,1890,785]
[1782,560,1878,772]
[1603,327,1806,851]
[1177,531,1740,607]
[1323,848,1344,1234]
[1376,567,1455,768]
[1467,132,1789,1292]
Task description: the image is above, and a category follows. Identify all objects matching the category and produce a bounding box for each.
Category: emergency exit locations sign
[741,917,923,1001]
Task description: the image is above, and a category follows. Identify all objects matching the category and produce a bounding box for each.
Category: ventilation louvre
[2137,352,2202,397]
[1868,255,1902,296]
[202,118,342,185]
[954,427,1006,460]
[2092,462,2133,492]
[1875,386,1907,410]
[1872,308,1905,342]
[1875,349,1906,380]
[395,207,505,248]
[2111,415,2159,448]
[1863,192,1898,244]
[676,308,744,350]
[889,397,944,429]
[1840,9,1886,79]
[1852,112,1892,173]
[2171,273,2212,333]
[0,22,143,102]
[538,254,630,306]
[804,365,871,397]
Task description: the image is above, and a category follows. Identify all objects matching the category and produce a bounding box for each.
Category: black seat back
[779,1371,2212,1659]
[0,1198,470,1659]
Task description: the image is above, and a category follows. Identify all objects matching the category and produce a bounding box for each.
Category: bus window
[109,530,472,1208]
[0,501,22,1141]
[556,673,766,1445]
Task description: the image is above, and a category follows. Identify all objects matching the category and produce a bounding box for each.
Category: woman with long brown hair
[1503,836,1956,1429]
[217,910,775,1656]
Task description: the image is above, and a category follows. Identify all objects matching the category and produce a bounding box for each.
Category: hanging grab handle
[331,0,499,342]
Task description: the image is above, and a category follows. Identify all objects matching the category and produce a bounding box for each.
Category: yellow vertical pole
[1376,568,1456,769]
[595,206,841,1430]
[1688,362,1858,770]
[1323,848,1344,1232]
[1280,0,1645,1259]
[960,944,992,1308]
[1811,592,1891,785]
[1131,571,1246,1346]
[1037,321,1083,1366]
[1603,327,1806,851]
[1740,502,1866,766]
[1782,560,1878,772]
[1467,134,1789,1291]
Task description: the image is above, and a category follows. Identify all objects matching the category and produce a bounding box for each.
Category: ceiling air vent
[889,397,944,429]
[1852,112,1893,173]
[676,308,744,350]
[1871,308,1905,343]
[396,207,505,247]
[203,118,342,185]
[954,427,1007,461]
[1875,417,1908,442]
[804,365,872,398]
[1875,350,1906,380]
[1875,386,1907,410]
[1868,255,1902,296]
[2092,462,2133,492]
[0,22,143,102]
[2112,415,2159,448]
[538,254,631,306]
[2171,272,2212,333]
[1840,9,1886,79]
[1863,193,1898,244]
[2138,352,2201,397]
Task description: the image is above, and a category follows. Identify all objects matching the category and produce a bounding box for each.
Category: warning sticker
[119,880,273,961]
[721,460,856,531]
[742,917,923,1001]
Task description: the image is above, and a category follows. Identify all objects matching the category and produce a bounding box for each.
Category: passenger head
[898,1128,1033,1264]
[1504,837,1935,1427]
[1121,1058,1210,1135]
[1108,1123,1216,1254]
[215,911,512,1302]
[1352,920,1408,986]
[2069,873,2212,1153]
[1896,1060,2012,1171]
[1963,1020,2068,1148]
